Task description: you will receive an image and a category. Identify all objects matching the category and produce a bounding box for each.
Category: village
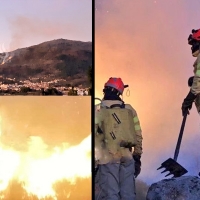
[0,76,90,96]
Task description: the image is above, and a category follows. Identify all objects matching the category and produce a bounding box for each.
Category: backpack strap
[110,103,125,109]
[100,101,125,109]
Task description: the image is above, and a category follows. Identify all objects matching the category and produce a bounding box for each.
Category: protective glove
[133,154,141,178]
[188,76,194,87]
[181,90,196,116]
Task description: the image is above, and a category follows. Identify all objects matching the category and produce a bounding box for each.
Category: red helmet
[188,29,200,56]
[188,29,200,45]
[104,77,125,94]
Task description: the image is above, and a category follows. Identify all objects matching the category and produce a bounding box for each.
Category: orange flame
[0,131,91,199]
[1,55,12,65]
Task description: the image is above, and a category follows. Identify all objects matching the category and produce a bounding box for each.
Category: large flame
[0,121,91,199]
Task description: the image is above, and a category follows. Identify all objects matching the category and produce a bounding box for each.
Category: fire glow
[0,130,91,199]
[1,55,12,65]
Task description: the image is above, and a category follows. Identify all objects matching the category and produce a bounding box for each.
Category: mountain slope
[0,39,92,86]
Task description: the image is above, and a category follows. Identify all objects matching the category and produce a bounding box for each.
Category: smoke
[135,179,149,200]
[7,15,78,51]
[95,0,200,184]
[8,16,65,50]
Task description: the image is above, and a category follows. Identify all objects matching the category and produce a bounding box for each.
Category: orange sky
[95,0,200,184]
[0,97,90,146]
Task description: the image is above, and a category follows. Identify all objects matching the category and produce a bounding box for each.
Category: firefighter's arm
[95,104,105,165]
[94,104,104,142]
[132,113,143,178]
[191,54,200,95]
[182,56,200,116]
[95,104,102,135]
[125,104,143,156]
[132,109,143,178]
[132,113,143,156]
[125,104,143,177]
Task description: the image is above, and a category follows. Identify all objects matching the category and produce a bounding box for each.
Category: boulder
[146,176,200,200]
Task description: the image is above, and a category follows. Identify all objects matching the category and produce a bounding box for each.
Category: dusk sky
[95,0,200,185]
[0,0,92,53]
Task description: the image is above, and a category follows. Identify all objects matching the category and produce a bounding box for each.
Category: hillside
[0,39,92,86]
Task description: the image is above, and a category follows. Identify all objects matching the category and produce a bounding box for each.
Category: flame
[0,44,12,65]
[0,116,2,136]
[0,148,20,192]
[1,55,12,65]
[0,124,91,199]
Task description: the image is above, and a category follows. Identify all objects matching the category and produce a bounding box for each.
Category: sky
[0,0,92,53]
[95,0,200,185]
[0,97,91,199]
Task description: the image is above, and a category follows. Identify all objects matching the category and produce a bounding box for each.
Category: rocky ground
[146,176,200,200]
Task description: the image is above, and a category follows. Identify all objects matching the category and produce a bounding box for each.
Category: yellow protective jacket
[95,99,143,164]
[191,53,200,112]
[191,53,200,95]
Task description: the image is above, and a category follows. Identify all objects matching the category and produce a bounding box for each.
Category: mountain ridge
[0,38,92,87]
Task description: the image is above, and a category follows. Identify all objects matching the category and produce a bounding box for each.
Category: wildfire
[0,129,91,199]
[1,55,12,65]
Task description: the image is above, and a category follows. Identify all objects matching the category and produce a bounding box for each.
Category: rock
[146,176,200,200]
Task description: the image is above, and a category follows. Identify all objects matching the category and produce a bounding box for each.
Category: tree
[42,88,63,95]
[20,86,31,93]
[68,86,78,96]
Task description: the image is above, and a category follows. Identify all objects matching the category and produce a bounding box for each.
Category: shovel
[157,114,188,178]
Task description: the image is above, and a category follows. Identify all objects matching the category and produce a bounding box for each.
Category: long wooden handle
[173,114,187,161]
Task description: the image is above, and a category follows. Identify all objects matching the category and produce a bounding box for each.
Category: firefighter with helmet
[182,29,200,115]
[95,77,143,200]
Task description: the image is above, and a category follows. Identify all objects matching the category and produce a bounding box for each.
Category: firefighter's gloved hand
[188,76,194,87]
[181,91,196,116]
[133,154,141,178]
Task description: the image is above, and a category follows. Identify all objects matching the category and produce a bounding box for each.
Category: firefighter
[95,77,143,200]
[182,29,200,116]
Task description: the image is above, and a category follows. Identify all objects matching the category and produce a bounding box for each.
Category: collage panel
[0,0,93,200]
[0,97,91,199]
[0,1,92,96]
[95,0,200,200]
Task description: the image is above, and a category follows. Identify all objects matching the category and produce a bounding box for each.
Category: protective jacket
[191,53,200,112]
[95,99,143,165]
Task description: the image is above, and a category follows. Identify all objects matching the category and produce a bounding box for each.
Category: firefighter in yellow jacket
[95,77,143,200]
[182,29,200,116]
